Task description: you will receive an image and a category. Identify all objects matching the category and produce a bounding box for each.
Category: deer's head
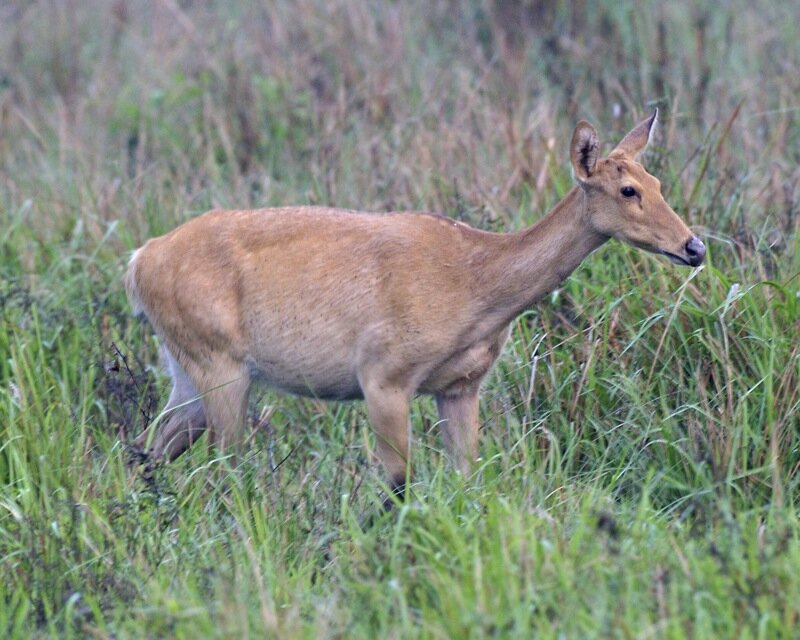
[570,110,705,267]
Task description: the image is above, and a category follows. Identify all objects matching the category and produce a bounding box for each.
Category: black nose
[685,236,706,266]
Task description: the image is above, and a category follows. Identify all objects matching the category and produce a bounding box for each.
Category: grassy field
[1,0,799,637]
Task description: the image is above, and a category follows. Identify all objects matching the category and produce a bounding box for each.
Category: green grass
[1,0,799,637]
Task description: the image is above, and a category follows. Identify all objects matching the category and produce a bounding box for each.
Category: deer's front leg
[361,381,412,502]
[435,387,481,476]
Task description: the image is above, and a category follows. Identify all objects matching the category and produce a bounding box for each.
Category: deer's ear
[614,109,658,159]
[571,121,599,182]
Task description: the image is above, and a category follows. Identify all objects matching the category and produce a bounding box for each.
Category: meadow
[1,1,798,637]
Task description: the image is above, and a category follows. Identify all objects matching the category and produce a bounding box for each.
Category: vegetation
[1,0,798,637]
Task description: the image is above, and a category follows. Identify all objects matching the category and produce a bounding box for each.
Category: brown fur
[126,112,704,490]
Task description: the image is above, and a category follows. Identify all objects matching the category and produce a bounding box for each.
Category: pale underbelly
[246,355,363,401]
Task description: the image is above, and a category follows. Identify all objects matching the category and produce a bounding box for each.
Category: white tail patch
[125,248,145,317]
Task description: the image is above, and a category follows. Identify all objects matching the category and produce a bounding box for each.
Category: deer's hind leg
[199,356,252,461]
[136,346,207,461]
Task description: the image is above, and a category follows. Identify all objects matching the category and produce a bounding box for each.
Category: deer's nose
[685,236,706,266]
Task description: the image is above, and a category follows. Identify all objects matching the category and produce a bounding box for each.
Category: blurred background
[1,0,797,238]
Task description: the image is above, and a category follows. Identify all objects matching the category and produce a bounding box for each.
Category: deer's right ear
[570,121,600,182]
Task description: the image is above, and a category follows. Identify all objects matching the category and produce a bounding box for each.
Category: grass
[1,0,799,637]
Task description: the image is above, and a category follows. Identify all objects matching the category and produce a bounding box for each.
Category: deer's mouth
[663,236,706,267]
[661,251,693,266]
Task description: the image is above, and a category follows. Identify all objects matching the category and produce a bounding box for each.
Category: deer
[125,110,705,502]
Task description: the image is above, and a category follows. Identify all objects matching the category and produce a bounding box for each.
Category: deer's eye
[621,186,638,198]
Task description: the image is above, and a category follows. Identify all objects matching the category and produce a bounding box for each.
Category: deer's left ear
[571,121,600,182]
[614,109,658,159]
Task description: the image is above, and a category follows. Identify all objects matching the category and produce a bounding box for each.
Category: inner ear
[570,122,600,181]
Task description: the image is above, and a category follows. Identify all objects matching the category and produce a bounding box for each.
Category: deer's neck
[476,187,608,326]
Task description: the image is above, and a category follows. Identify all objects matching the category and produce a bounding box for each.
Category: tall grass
[1,0,798,637]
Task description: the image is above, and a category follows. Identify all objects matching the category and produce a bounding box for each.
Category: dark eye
[621,186,638,198]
